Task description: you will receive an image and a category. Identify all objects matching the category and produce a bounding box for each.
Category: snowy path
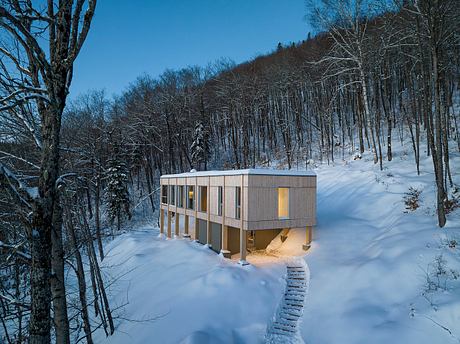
[266,260,310,344]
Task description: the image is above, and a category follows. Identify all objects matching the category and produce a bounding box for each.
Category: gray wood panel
[197,219,207,245]
[210,222,222,253]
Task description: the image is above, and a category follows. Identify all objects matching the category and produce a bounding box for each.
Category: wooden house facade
[159,169,316,264]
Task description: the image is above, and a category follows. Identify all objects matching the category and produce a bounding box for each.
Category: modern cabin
[159,169,316,264]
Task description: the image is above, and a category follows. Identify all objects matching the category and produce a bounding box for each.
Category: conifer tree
[105,151,131,231]
[190,121,210,170]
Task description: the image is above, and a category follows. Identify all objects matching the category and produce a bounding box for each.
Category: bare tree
[0,1,96,343]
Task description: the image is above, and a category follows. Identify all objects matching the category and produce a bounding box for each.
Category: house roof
[160,168,316,179]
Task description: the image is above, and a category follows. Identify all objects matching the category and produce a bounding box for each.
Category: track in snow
[265,259,310,344]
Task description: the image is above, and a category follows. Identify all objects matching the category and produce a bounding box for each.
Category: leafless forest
[0,0,459,343]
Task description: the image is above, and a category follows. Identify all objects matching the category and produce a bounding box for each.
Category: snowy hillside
[95,142,460,344]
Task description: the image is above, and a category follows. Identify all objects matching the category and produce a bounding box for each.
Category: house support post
[239,228,248,265]
[167,211,172,239]
[220,225,230,258]
[206,220,211,247]
[194,216,199,241]
[183,215,190,238]
[175,212,180,237]
[303,226,312,250]
[206,177,211,247]
[238,174,249,265]
[160,208,164,235]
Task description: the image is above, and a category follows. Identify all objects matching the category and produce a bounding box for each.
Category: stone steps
[265,262,309,342]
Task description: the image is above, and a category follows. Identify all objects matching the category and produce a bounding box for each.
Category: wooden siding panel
[209,186,218,215]
[209,176,224,186]
[247,187,277,221]
[225,186,236,219]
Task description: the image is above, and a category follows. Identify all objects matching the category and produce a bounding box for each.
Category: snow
[98,141,460,344]
[160,168,316,179]
[94,228,286,344]
[301,145,460,344]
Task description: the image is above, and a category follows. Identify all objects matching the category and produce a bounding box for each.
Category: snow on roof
[160,168,316,179]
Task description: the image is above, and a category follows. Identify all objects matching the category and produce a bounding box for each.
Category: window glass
[217,186,223,216]
[199,186,207,212]
[278,187,289,219]
[187,186,195,210]
[161,185,168,204]
[170,185,176,206]
[177,186,184,208]
[235,187,241,219]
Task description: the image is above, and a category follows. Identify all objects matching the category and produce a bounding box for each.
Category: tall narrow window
[161,185,168,204]
[217,186,223,216]
[235,186,241,219]
[170,185,176,206]
[187,186,195,210]
[177,186,184,208]
[278,187,289,219]
[199,186,207,212]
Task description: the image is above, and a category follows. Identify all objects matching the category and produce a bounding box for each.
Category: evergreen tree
[190,121,210,171]
[105,154,131,231]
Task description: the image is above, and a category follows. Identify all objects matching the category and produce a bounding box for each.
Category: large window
[278,187,289,219]
[169,185,176,206]
[199,186,207,212]
[177,186,184,208]
[187,186,195,210]
[161,185,168,204]
[217,186,223,216]
[235,187,241,219]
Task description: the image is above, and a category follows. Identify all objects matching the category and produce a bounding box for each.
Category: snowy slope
[96,141,460,344]
[301,145,460,344]
[93,230,286,344]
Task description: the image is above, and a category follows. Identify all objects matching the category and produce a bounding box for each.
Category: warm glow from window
[199,186,207,212]
[187,186,195,210]
[278,188,289,219]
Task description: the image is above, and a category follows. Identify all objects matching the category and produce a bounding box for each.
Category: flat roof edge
[160,168,316,179]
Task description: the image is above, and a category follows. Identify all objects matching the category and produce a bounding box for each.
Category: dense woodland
[0,0,460,343]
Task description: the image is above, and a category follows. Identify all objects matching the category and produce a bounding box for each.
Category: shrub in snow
[403,187,422,212]
[423,254,459,307]
[444,196,459,214]
[353,153,362,160]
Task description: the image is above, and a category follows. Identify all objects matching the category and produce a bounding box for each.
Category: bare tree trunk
[94,175,104,260]
[50,198,70,344]
[360,69,378,164]
[431,40,447,227]
[81,206,115,335]
[30,107,61,344]
[66,207,93,344]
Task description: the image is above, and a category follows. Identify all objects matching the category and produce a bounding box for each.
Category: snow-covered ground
[96,141,460,344]
[302,148,460,344]
[94,229,287,344]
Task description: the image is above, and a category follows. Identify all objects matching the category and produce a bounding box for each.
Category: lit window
[235,187,241,219]
[217,186,223,216]
[278,188,289,219]
[187,186,195,210]
[161,185,168,204]
[199,186,207,212]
